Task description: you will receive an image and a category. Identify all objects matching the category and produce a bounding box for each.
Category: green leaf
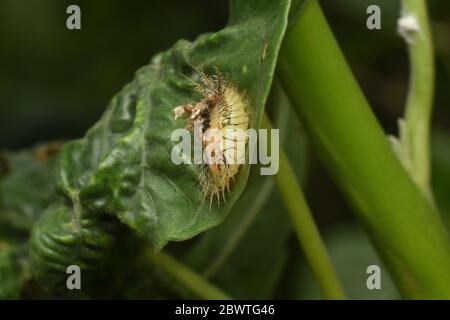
[29,203,137,297]
[55,0,291,249]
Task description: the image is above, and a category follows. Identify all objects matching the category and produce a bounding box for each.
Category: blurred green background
[0,0,449,299]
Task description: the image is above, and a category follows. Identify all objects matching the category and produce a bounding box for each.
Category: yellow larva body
[173,69,249,205]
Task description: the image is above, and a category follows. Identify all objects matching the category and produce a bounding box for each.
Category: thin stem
[262,114,346,300]
[203,177,273,278]
[399,0,435,196]
[145,248,233,300]
[277,0,450,298]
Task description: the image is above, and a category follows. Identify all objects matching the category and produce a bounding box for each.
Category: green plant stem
[262,114,346,300]
[277,0,450,299]
[145,248,233,300]
[203,177,274,278]
[400,0,435,195]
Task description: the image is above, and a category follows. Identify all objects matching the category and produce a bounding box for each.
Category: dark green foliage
[0,145,61,299]
[17,0,292,298]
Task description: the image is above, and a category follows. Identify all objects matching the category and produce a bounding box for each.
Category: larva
[173,68,249,206]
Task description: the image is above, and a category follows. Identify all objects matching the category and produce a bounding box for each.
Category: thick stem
[262,114,346,300]
[277,0,450,298]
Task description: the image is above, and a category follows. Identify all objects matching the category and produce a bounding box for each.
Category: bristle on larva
[172,68,249,207]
